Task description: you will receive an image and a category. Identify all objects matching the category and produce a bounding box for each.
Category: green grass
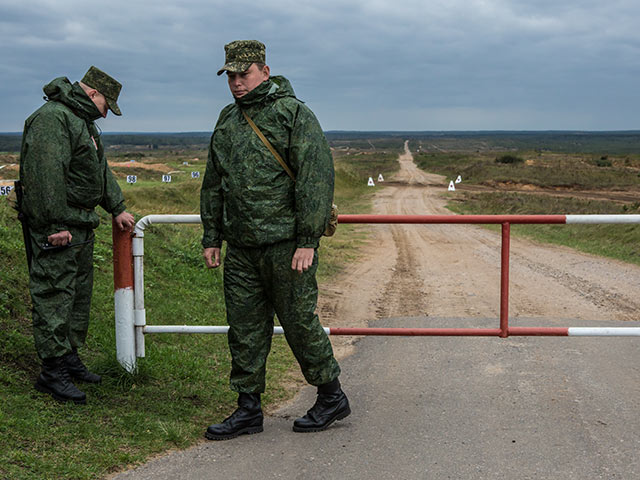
[446,192,640,266]
[0,148,398,479]
[414,151,640,189]
[414,149,640,265]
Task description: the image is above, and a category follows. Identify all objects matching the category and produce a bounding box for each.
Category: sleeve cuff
[202,232,222,249]
[110,202,126,217]
[296,236,320,249]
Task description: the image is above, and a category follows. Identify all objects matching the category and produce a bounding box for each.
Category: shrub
[495,154,524,164]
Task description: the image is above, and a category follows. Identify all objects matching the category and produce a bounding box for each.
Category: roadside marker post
[112,213,640,372]
[448,181,455,191]
[368,177,375,187]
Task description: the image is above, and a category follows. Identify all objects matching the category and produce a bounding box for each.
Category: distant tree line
[2,131,640,154]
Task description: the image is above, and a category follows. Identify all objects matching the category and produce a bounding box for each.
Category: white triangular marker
[378,174,384,182]
[455,175,462,183]
[368,177,375,187]
[448,181,455,191]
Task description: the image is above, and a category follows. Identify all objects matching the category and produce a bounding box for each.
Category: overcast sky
[2,0,639,132]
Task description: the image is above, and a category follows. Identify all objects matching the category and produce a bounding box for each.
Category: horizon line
[2,129,640,135]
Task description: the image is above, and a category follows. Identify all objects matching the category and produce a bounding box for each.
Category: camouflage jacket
[19,77,126,232]
[201,76,334,249]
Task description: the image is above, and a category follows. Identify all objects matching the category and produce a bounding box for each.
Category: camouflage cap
[217,40,266,76]
[81,66,123,116]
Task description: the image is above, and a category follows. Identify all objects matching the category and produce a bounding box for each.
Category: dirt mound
[108,161,173,172]
[0,164,19,180]
[108,161,174,179]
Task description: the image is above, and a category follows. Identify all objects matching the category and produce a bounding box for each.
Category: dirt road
[321,140,640,358]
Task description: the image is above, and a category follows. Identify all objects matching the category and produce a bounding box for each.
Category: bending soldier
[201,40,350,440]
[19,66,135,404]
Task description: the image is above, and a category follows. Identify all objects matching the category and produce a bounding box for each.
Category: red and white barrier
[112,218,135,371]
[112,214,640,372]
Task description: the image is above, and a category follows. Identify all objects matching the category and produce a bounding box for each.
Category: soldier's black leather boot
[293,378,351,432]
[34,356,87,404]
[64,348,102,383]
[205,393,264,440]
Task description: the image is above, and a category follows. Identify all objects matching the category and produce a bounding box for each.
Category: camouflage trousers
[223,240,341,393]
[28,227,94,360]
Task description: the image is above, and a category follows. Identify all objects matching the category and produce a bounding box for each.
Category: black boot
[293,378,351,432]
[34,356,87,404]
[64,348,101,383]
[205,393,264,440]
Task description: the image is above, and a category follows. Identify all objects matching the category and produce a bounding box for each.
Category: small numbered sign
[183,161,189,166]
[126,175,137,184]
[0,185,14,196]
[191,171,200,179]
[162,175,172,183]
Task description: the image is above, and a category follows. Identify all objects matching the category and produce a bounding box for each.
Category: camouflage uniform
[19,72,126,360]
[201,71,340,393]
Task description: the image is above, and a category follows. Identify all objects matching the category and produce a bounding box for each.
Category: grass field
[414,150,640,266]
[0,148,398,480]
[414,150,640,190]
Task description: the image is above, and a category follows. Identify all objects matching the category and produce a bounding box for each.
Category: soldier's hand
[114,211,135,232]
[204,247,221,269]
[47,230,72,246]
[292,247,314,273]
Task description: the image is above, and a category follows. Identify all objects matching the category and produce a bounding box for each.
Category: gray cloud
[2,0,640,131]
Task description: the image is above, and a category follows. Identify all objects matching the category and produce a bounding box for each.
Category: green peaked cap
[217,40,266,76]
[81,66,123,116]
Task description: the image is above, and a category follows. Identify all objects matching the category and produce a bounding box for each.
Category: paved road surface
[113,316,640,480]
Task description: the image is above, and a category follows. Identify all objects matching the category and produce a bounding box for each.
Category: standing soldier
[19,66,135,404]
[201,40,350,440]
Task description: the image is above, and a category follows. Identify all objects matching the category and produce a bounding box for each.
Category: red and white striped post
[112,219,136,372]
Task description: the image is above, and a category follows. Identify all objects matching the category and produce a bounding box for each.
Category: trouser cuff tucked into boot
[293,378,350,432]
[205,393,264,441]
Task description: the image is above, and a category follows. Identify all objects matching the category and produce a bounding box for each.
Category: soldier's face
[88,90,109,118]
[227,63,270,98]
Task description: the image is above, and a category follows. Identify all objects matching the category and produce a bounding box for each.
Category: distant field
[413,150,640,266]
[413,150,640,190]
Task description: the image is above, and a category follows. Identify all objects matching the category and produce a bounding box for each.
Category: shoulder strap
[241,109,296,181]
